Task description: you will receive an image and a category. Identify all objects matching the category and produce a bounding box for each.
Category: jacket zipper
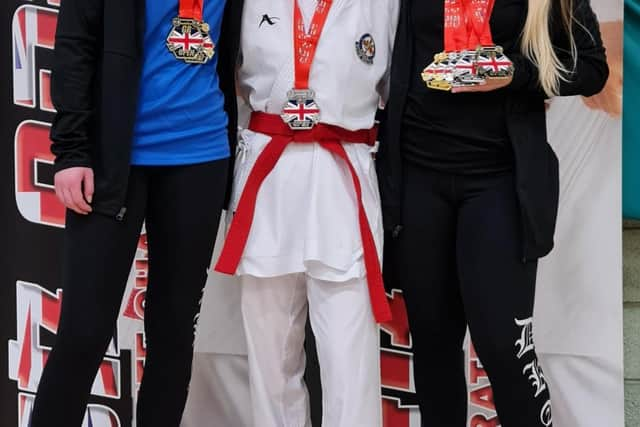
[116,207,127,221]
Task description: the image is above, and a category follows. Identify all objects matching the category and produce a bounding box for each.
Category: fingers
[62,188,84,215]
[54,184,65,207]
[71,184,93,214]
[451,78,510,94]
[83,169,95,204]
[452,85,488,94]
[54,167,94,215]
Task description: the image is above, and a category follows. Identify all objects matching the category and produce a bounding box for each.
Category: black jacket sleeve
[217,0,244,208]
[509,0,609,97]
[50,0,102,173]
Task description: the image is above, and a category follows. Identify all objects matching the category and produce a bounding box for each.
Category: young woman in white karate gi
[215,0,399,425]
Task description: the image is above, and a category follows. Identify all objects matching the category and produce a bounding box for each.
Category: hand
[451,76,513,94]
[54,167,94,215]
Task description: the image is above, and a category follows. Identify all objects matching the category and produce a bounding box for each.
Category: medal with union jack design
[281,89,321,130]
[422,0,514,91]
[166,0,214,64]
[476,46,514,78]
[281,0,333,130]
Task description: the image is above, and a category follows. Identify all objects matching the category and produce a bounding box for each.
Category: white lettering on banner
[7,281,123,426]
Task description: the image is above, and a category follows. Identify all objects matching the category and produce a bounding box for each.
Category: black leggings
[31,159,229,427]
[392,161,552,427]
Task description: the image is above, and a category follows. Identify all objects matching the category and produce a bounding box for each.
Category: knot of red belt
[214,112,392,323]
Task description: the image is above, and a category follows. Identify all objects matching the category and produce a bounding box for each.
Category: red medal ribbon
[444,0,495,52]
[179,0,204,21]
[215,113,392,324]
[293,0,333,89]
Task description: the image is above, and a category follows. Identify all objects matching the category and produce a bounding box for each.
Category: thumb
[83,169,95,204]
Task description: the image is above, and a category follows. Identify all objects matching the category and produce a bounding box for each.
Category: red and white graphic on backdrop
[122,231,149,389]
[380,290,419,426]
[379,291,501,427]
[12,4,64,227]
[14,120,65,227]
[7,281,123,427]
[12,5,56,109]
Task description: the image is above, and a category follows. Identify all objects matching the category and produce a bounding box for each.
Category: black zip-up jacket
[377,0,608,261]
[50,0,243,220]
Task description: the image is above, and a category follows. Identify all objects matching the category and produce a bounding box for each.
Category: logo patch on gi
[259,14,280,27]
[356,33,376,65]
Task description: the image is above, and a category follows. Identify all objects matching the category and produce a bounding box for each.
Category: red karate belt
[215,112,392,323]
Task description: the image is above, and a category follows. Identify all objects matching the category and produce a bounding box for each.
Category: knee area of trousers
[144,337,196,362]
[412,331,465,356]
[474,342,542,377]
[53,326,114,355]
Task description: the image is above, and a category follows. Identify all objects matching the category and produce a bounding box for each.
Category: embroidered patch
[356,33,376,65]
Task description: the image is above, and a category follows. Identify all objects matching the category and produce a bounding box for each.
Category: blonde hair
[520,0,577,96]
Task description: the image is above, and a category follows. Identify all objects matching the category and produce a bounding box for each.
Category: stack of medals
[422,0,514,91]
[166,0,215,64]
[280,0,333,130]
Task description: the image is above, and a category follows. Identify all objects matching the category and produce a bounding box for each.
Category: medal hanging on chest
[166,0,215,64]
[422,0,515,91]
[281,0,333,130]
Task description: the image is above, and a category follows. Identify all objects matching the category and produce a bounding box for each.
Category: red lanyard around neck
[179,0,204,21]
[293,0,333,89]
[444,0,495,52]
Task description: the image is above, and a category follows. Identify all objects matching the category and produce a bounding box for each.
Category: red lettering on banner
[124,232,149,387]
[124,232,149,320]
[15,120,65,227]
[12,6,58,109]
[381,289,411,348]
[469,357,488,385]
[135,332,147,386]
[469,413,500,427]
[467,340,499,426]
[381,349,411,391]
[41,285,62,332]
[380,289,415,427]
[470,384,496,411]
[39,69,54,112]
[382,398,410,427]
[36,8,56,46]
[99,362,119,398]
[9,281,122,399]
[17,307,32,389]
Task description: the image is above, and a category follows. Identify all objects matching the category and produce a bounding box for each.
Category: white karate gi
[228,0,399,425]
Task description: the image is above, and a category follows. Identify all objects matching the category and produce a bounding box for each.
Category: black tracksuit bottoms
[31,159,229,427]
[391,161,552,427]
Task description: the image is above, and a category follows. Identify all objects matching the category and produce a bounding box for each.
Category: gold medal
[166,17,215,65]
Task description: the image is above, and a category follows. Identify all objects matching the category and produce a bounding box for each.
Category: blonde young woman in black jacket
[377,0,608,425]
